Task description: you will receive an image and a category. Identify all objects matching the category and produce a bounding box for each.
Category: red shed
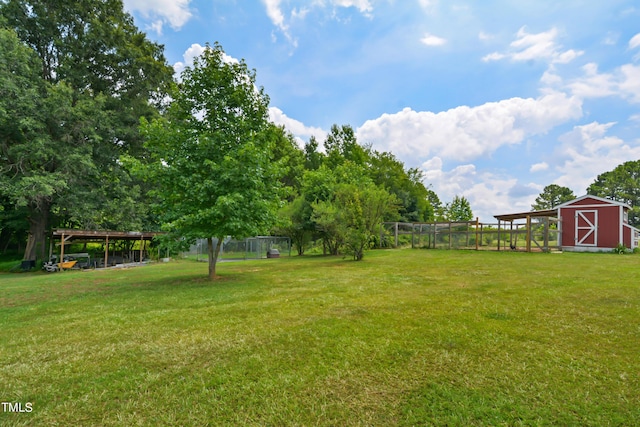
[557,195,639,252]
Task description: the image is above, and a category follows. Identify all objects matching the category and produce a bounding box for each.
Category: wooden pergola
[51,229,161,269]
[493,209,558,252]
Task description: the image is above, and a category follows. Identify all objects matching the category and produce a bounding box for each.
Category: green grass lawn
[1,249,639,426]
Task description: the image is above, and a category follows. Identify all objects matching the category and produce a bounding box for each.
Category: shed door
[575,210,597,246]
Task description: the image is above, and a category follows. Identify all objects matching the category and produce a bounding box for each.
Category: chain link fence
[183,236,291,261]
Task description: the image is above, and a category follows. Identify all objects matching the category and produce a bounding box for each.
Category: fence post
[395,222,399,247]
[475,217,479,250]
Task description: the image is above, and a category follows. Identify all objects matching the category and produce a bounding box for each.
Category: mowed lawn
[1,250,639,426]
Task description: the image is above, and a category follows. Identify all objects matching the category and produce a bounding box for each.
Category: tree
[266,124,305,199]
[304,136,324,170]
[137,43,281,280]
[1,0,174,261]
[0,28,108,261]
[532,184,576,210]
[369,151,435,222]
[324,124,368,168]
[587,160,640,226]
[337,183,398,260]
[445,195,473,221]
[273,196,313,256]
[304,161,399,260]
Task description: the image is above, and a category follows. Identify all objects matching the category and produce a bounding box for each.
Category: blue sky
[123,0,640,221]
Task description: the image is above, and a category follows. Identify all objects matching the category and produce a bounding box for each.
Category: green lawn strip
[1,251,639,425]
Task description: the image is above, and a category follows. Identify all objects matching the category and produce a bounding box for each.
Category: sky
[122,0,640,222]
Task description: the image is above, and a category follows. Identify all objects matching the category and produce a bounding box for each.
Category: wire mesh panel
[185,236,291,260]
[383,221,480,249]
[244,236,291,259]
[382,218,560,252]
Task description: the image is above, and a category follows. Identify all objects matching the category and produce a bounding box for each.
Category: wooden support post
[544,217,549,252]
[497,221,501,251]
[449,222,452,250]
[104,236,109,268]
[526,215,532,252]
[60,232,65,270]
[139,235,143,263]
[475,217,479,251]
[510,221,514,249]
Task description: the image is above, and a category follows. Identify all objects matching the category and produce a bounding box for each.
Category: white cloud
[567,63,617,99]
[483,26,583,65]
[619,64,640,103]
[261,0,297,46]
[530,162,549,172]
[418,0,437,9]
[478,31,494,41]
[540,65,562,86]
[269,107,328,147]
[173,43,206,76]
[482,52,505,62]
[420,158,532,221]
[331,0,373,14]
[123,0,193,33]
[629,33,640,50]
[260,0,373,47]
[173,44,239,77]
[553,122,640,193]
[567,63,640,103]
[602,32,619,46]
[356,92,583,165]
[262,0,286,29]
[420,33,447,47]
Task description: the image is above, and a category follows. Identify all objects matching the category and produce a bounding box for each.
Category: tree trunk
[207,237,223,280]
[24,202,50,261]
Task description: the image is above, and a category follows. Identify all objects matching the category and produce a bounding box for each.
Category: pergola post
[104,235,109,268]
[60,232,65,269]
[526,215,532,252]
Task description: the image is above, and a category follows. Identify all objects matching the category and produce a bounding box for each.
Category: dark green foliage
[532,184,576,210]
[137,43,281,279]
[276,123,442,258]
[587,160,640,226]
[0,0,174,260]
[445,195,473,221]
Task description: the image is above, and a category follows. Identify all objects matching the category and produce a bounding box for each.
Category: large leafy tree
[137,43,282,280]
[1,0,174,261]
[0,28,106,260]
[532,184,576,210]
[587,160,640,226]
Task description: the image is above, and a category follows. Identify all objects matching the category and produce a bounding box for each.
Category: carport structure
[51,229,161,269]
[493,209,559,252]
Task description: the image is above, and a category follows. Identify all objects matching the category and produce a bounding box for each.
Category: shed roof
[493,209,558,222]
[555,194,631,209]
[53,229,161,241]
